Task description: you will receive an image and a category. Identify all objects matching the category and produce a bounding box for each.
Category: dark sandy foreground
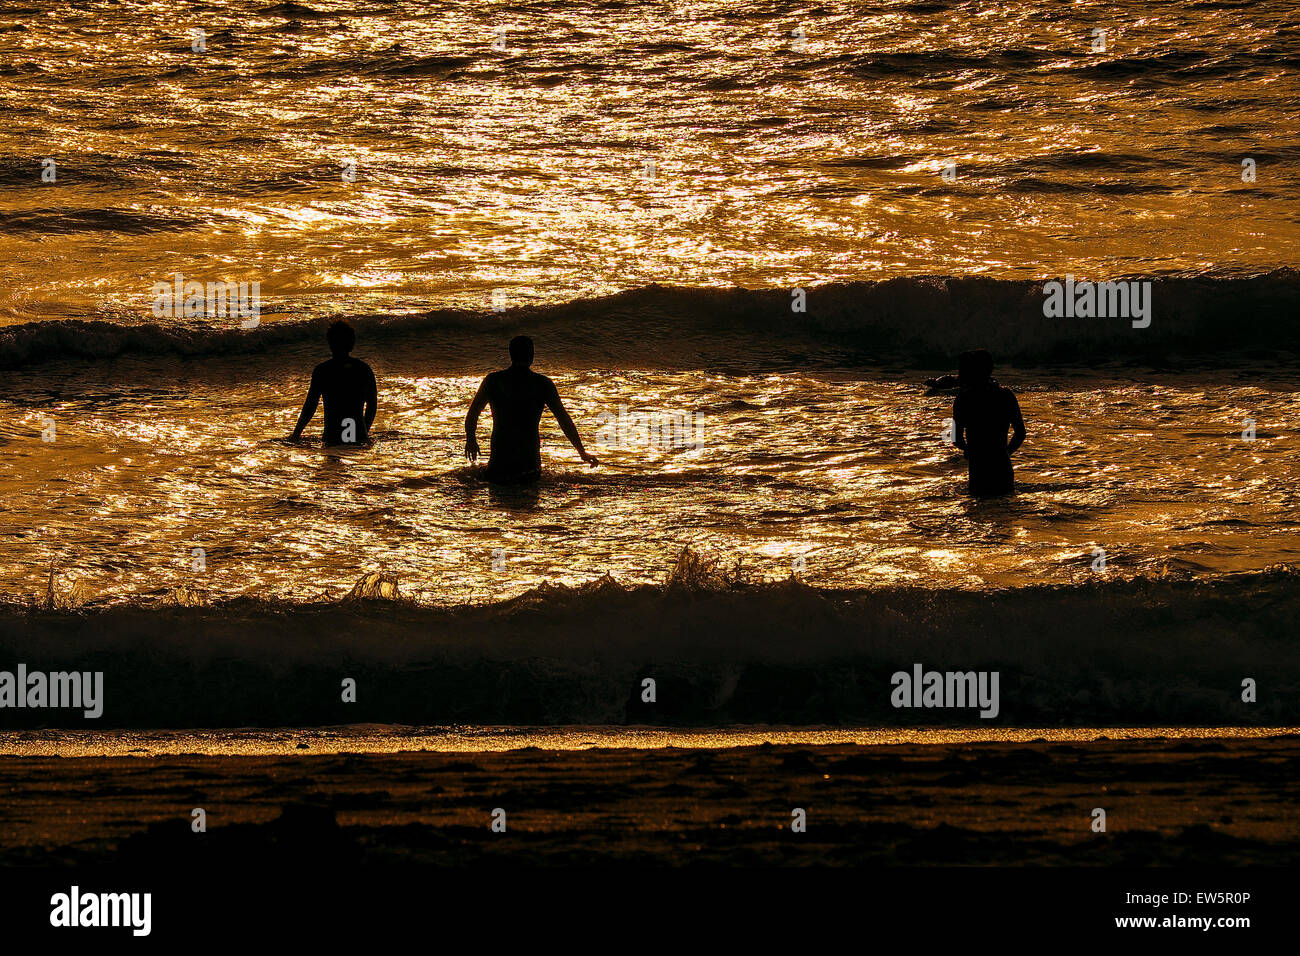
[2,735,1297,866]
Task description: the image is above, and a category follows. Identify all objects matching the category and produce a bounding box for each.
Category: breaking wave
[1,271,1298,372]
[2,564,1297,728]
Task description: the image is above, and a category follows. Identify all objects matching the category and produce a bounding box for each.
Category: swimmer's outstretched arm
[464,377,489,462]
[364,366,378,433]
[288,371,322,442]
[546,385,598,466]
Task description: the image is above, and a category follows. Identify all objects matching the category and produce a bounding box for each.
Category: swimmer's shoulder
[530,370,558,397]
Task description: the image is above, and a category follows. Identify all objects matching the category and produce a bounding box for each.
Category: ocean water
[1,0,1298,322]
[0,0,1298,609]
[4,351,1300,605]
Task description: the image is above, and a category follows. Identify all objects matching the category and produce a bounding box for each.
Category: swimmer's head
[327,320,356,357]
[958,349,994,387]
[509,335,534,367]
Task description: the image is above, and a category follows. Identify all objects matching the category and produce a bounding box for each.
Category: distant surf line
[2,725,1293,757]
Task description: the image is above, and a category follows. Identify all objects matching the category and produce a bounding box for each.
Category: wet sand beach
[4,734,1297,867]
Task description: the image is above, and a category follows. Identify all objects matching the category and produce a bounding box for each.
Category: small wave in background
[1,274,1298,370]
[0,0,1297,324]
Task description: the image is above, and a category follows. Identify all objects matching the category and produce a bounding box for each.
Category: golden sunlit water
[2,370,1298,602]
[0,0,1296,324]
[0,1,1297,603]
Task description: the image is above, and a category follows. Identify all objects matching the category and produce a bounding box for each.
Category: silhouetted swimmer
[288,319,377,446]
[465,335,597,483]
[952,349,1025,497]
[924,373,960,394]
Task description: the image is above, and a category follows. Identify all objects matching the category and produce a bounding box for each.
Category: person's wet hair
[509,335,534,367]
[958,348,994,386]
[327,320,356,356]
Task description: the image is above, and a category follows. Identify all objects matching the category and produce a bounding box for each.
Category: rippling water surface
[0,1,1297,606]
[1,0,1298,322]
[2,358,1298,603]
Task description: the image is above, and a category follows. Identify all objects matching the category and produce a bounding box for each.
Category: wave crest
[2,565,1297,727]
[2,271,1298,371]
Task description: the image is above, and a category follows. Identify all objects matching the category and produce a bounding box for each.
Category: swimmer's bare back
[464,338,597,480]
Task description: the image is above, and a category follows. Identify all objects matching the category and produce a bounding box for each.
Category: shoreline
[0,724,1295,757]
[3,734,1297,866]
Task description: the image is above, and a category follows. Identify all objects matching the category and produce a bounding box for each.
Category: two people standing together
[288,321,596,484]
